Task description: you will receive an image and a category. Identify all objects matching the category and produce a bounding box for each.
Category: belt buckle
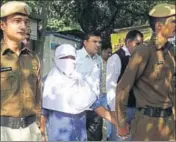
[20,117,25,128]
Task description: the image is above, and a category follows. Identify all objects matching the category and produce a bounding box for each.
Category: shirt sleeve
[106,54,121,111]
[90,98,102,110]
[116,46,149,128]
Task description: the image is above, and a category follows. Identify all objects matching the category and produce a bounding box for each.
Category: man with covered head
[115,3,176,141]
[0,1,42,141]
[41,44,117,141]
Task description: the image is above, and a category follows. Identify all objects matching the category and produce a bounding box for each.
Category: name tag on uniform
[1,67,12,72]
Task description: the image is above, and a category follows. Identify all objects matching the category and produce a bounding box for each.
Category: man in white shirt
[76,31,105,141]
[106,30,143,140]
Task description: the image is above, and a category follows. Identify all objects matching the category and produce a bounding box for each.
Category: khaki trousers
[1,122,42,141]
[130,110,175,141]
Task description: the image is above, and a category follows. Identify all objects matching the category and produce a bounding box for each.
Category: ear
[0,20,6,31]
[83,40,87,47]
[155,22,163,32]
[126,39,132,47]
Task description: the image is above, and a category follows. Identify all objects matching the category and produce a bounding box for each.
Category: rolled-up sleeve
[116,46,149,128]
[90,98,102,110]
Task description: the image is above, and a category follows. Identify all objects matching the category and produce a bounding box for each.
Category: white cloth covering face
[54,44,76,78]
[43,44,97,114]
[56,59,76,78]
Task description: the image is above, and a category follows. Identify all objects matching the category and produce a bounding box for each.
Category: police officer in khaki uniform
[115,3,175,141]
[0,1,42,141]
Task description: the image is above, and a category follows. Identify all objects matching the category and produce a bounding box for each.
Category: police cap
[149,3,175,18]
[1,1,31,18]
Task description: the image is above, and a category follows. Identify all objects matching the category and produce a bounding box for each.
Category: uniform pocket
[24,71,38,106]
[153,62,167,80]
[28,72,38,90]
[162,115,175,140]
[1,71,17,91]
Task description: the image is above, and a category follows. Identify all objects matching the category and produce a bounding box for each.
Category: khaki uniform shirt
[1,42,41,120]
[116,36,175,128]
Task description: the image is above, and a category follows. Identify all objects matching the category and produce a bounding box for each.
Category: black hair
[83,31,101,41]
[149,16,166,32]
[101,42,112,51]
[125,30,143,43]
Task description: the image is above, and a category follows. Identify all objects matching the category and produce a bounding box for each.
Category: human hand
[117,123,130,140]
[40,126,47,142]
[39,116,47,142]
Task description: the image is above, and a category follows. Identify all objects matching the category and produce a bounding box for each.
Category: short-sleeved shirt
[1,41,41,119]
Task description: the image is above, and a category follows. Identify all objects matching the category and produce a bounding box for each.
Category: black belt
[0,115,36,129]
[138,107,172,117]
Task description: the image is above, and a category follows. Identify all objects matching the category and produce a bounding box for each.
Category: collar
[80,47,98,59]
[1,41,33,56]
[156,41,172,52]
[122,45,131,56]
[150,34,169,51]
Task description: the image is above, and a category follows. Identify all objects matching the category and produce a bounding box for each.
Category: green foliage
[1,0,175,34]
[1,0,174,32]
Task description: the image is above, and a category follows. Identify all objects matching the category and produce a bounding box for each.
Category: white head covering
[54,44,76,78]
[42,44,96,114]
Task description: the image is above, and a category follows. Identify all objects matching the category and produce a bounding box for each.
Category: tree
[1,0,175,51]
